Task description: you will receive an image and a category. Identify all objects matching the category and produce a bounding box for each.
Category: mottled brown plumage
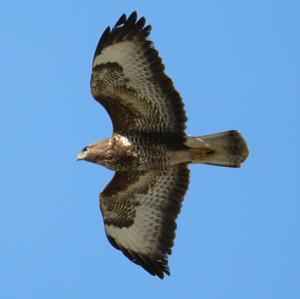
[77,11,249,279]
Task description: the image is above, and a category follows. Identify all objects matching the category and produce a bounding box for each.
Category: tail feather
[185,130,249,168]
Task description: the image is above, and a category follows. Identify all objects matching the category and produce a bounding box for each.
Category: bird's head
[77,145,92,161]
[77,139,112,168]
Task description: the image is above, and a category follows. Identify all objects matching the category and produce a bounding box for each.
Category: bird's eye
[82,146,89,152]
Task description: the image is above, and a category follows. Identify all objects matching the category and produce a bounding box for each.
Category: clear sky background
[1,1,299,298]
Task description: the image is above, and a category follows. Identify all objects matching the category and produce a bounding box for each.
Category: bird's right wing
[99,164,190,278]
[91,12,187,136]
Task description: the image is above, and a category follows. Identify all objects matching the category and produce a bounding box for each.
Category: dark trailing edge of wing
[106,234,170,279]
[158,164,190,255]
[92,11,187,136]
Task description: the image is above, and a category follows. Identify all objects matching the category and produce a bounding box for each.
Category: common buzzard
[77,11,249,278]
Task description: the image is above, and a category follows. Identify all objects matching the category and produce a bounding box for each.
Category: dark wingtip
[127,11,137,25]
[93,12,151,60]
[135,16,146,31]
[94,26,111,59]
[115,13,126,27]
[142,24,152,37]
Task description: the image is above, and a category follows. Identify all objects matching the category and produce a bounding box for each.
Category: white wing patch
[94,41,154,94]
[93,40,168,120]
[92,37,188,135]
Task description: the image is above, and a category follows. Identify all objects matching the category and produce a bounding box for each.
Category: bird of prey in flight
[77,11,249,279]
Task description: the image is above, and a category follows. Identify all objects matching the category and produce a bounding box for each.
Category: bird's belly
[111,133,182,171]
[132,143,172,171]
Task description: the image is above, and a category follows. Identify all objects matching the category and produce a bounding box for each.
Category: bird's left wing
[99,164,190,278]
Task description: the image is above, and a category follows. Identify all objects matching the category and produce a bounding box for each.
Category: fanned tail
[185,130,249,168]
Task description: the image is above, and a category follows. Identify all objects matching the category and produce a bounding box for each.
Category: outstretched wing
[91,11,187,136]
[100,164,190,278]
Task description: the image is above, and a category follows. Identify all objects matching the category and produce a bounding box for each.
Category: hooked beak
[76,152,85,161]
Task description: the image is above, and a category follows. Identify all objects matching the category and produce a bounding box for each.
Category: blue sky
[1,0,299,298]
